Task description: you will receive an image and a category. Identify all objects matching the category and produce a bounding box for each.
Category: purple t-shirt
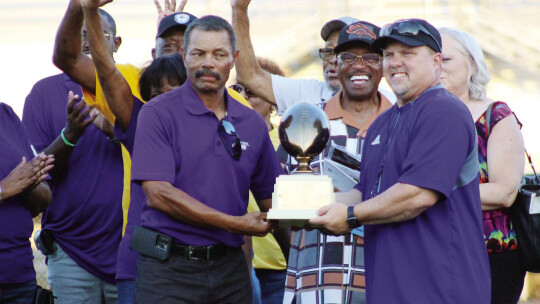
[131,80,282,247]
[114,97,144,280]
[355,86,490,303]
[0,103,37,284]
[22,74,124,283]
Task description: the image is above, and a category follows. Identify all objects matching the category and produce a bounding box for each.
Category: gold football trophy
[267,102,334,227]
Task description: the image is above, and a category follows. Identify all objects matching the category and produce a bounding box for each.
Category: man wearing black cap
[152,11,197,59]
[311,19,490,303]
[283,21,393,304]
[232,0,387,116]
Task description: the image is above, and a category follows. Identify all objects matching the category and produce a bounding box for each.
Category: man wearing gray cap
[231,0,360,114]
[311,19,490,303]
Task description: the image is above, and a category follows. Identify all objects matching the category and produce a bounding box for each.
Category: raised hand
[63,91,97,145]
[79,0,113,9]
[230,0,251,10]
[0,153,54,200]
[155,0,188,26]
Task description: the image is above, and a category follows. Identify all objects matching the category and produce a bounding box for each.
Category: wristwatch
[347,205,360,228]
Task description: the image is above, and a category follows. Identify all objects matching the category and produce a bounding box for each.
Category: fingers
[317,204,332,216]
[176,0,187,12]
[66,91,78,114]
[154,0,163,13]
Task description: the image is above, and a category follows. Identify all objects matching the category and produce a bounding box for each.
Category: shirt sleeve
[83,63,144,124]
[5,104,35,160]
[271,75,328,115]
[398,101,476,199]
[249,120,284,200]
[131,104,176,184]
[22,82,55,152]
[113,97,144,154]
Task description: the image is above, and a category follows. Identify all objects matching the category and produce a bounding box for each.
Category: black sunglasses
[380,20,441,52]
[218,119,241,160]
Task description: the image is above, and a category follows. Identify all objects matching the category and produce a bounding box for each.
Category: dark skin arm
[142,181,271,236]
[81,0,133,130]
[42,91,97,178]
[52,0,113,95]
[1,153,54,217]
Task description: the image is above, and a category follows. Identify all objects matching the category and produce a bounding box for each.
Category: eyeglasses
[230,84,256,98]
[82,31,114,41]
[337,52,381,66]
[218,119,241,160]
[379,20,441,52]
[319,48,335,61]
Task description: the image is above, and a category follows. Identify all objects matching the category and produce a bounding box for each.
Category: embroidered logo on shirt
[371,135,380,145]
[240,141,249,150]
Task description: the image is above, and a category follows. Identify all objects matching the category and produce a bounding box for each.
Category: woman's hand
[0,153,54,200]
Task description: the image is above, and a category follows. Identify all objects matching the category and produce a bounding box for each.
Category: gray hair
[438,27,491,100]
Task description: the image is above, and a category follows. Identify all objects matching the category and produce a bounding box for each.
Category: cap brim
[157,24,188,38]
[371,35,426,51]
[321,20,347,41]
[334,40,374,54]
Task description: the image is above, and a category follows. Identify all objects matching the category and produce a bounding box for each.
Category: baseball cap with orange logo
[333,21,381,54]
[320,17,360,41]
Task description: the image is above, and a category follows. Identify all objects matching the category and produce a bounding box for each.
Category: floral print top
[478,101,521,254]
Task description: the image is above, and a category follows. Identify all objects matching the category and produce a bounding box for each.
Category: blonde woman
[440,27,525,304]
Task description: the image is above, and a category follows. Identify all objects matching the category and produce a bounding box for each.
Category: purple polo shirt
[131,80,282,247]
[0,103,36,284]
[114,97,144,280]
[355,85,490,303]
[22,74,124,283]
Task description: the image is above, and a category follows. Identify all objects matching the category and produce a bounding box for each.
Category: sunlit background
[1,0,539,301]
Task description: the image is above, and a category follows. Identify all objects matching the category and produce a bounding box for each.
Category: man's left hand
[309,203,351,235]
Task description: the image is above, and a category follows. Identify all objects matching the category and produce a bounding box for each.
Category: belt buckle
[188,246,208,261]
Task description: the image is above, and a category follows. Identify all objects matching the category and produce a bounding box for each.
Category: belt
[171,243,232,261]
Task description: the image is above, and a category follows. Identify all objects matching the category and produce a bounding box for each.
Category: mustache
[194,68,221,81]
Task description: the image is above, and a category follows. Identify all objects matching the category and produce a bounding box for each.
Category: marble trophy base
[267,174,334,228]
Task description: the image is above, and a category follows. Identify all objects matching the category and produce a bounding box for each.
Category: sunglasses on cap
[218,119,241,160]
[379,20,441,52]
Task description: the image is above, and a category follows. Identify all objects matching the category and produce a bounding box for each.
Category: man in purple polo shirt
[23,7,124,303]
[311,19,491,303]
[130,15,283,303]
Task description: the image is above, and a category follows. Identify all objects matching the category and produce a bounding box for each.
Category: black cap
[371,18,441,53]
[320,17,360,41]
[334,21,381,54]
[156,12,197,38]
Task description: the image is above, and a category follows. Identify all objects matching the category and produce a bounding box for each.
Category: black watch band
[347,205,360,228]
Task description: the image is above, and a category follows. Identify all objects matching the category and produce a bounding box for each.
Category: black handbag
[485,102,540,272]
[510,156,540,272]
[34,285,54,304]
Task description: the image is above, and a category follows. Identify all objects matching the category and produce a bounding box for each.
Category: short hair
[257,57,285,77]
[438,27,491,100]
[184,15,236,52]
[98,9,116,36]
[139,53,187,101]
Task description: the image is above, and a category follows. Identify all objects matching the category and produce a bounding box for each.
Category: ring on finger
[40,169,44,175]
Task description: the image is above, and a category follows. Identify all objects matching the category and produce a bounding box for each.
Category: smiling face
[440,33,471,100]
[182,29,238,94]
[382,41,441,105]
[337,45,382,101]
[322,31,341,93]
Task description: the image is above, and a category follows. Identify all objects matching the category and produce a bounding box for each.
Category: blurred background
[1,0,539,301]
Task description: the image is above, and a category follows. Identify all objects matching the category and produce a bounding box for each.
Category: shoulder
[115,63,141,76]
[0,102,19,123]
[417,88,469,118]
[227,88,252,109]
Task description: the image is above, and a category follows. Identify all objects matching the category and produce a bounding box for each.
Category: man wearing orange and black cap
[281,20,394,304]
[231,0,370,116]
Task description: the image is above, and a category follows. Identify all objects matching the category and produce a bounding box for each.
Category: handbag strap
[485,102,540,184]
